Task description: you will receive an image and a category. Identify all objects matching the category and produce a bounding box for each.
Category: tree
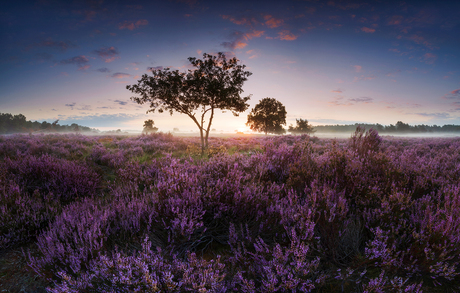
[127,52,252,154]
[246,98,286,135]
[288,118,315,134]
[143,119,158,134]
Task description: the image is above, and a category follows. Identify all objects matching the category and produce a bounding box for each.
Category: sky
[1,0,460,132]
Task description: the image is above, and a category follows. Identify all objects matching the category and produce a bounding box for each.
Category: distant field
[1,131,460,292]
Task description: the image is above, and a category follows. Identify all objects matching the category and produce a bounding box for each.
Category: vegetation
[289,118,315,134]
[246,97,287,134]
[142,119,158,134]
[2,130,460,292]
[315,120,460,133]
[0,113,95,134]
[127,52,252,153]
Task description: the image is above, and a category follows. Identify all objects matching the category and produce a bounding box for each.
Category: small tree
[143,119,158,134]
[127,52,252,154]
[246,97,286,135]
[289,118,315,135]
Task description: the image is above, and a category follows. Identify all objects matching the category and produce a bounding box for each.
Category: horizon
[1,0,459,131]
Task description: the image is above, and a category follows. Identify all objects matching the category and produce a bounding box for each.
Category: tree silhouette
[127,52,252,154]
[143,119,158,134]
[246,98,286,135]
[288,118,315,134]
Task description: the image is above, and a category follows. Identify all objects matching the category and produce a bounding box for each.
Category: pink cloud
[361,27,375,33]
[331,89,343,93]
[119,19,148,30]
[423,53,437,64]
[278,30,298,41]
[221,15,259,27]
[354,65,362,72]
[78,65,91,71]
[388,15,403,25]
[264,15,284,28]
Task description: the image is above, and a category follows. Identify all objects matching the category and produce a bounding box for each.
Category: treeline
[0,113,96,134]
[314,121,460,133]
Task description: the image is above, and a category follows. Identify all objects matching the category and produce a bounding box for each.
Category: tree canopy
[246,97,286,135]
[143,119,158,134]
[289,118,315,134]
[127,52,252,153]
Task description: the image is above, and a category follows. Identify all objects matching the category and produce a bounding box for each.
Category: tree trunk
[204,107,214,150]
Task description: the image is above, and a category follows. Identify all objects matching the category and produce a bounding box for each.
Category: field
[1,129,460,292]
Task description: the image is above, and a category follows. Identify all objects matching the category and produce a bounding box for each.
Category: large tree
[288,118,315,134]
[143,119,158,134]
[246,97,286,135]
[127,52,252,153]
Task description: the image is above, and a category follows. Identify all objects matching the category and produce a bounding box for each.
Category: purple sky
[1,0,460,132]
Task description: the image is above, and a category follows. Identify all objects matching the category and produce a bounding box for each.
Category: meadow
[1,129,460,292]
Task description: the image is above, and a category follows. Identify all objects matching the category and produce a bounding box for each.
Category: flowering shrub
[1,132,460,292]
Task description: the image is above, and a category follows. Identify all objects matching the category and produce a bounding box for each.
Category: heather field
[1,130,460,292]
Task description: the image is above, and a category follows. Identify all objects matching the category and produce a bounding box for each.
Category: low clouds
[442,89,460,100]
[330,96,373,106]
[264,15,284,28]
[114,100,128,105]
[111,72,131,79]
[97,67,111,73]
[353,65,362,72]
[278,30,298,41]
[361,27,375,33]
[93,46,119,63]
[221,30,265,50]
[221,15,259,27]
[331,89,343,93]
[60,55,90,70]
[65,102,76,110]
[119,19,148,30]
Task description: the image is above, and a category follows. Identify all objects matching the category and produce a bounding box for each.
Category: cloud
[148,66,164,71]
[93,46,119,63]
[60,55,90,70]
[416,112,450,119]
[387,15,404,25]
[221,30,265,50]
[331,89,343,93]
[114,100,128,105]
[264,15,284,28]
[329,96,373,106]
[65,102,76,110]
[119,19,148,30]
[442,88,460,100]
[97,67,110,73]
[278,30,298,41]
[423,52,437,64]
[353,65,362,72]
[353,74,376,82]
[78,65,91,71]
[221,15,259,27]
[111,72,131,79]
[407,34,435,49]
[27,38,76,52]
[361,27,375,33]
[349,97,373,103]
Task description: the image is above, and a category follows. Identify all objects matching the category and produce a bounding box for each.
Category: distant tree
[143,119,158,134]
[127,52,252,154]
[246,97,286,135]
[396,121,411,132]
[288,118,315,134]
[173,127,180,132]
